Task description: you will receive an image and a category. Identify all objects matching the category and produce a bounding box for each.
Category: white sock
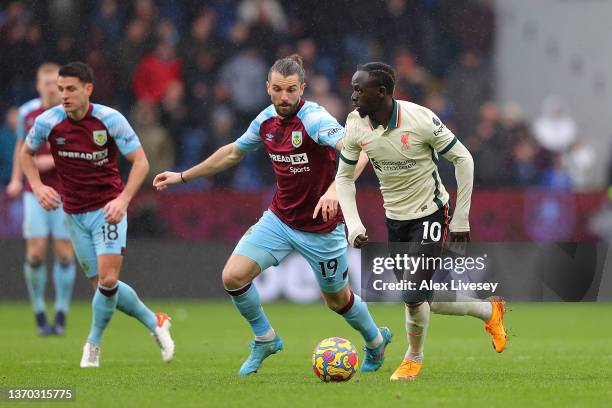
[405,302,430,358]
[365,329,383,349]
[430,295,493,322]
[255,327,276,342]
[404,350,424,362]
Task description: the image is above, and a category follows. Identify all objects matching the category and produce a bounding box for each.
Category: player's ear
[299,82,306,96]
[266,81,271,96]
[85,83,94,96]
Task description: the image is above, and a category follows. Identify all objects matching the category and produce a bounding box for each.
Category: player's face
[36,71,60,106]
[267,72,305,118]
[57,76,93,114]
[351,70,383,117]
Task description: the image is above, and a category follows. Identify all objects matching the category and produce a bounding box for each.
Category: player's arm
[6,138,24,198]
[153,142,247,190]
[427,112,474,242]
[313,140,369,222]
[104,147,149,224]
[20,124,60,211]
[335,120,368,247]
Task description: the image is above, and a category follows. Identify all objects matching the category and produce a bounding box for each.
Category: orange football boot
[485,297,507,353]
[390,358,423,381]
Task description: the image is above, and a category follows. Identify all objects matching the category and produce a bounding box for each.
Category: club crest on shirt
[291,131,302,148]
[93,130,108,146]
[401,133,410,151]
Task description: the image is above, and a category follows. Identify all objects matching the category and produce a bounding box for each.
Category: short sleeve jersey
[340,100,459,221]
[235,99,344,233]
[25,103,141,214]
[16,98,61,191]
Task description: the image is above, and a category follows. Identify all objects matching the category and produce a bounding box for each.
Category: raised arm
[153,142,247,190]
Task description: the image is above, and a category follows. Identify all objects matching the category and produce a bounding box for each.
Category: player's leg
[90,211,174,362]
[86,253,121,348]
[227,210,292,375]
[22,192,52,335]
[426,205,507,352]
[387,214,439,381]
[49,209,76,335]
[296,224,391,371]
[24,238,52,335]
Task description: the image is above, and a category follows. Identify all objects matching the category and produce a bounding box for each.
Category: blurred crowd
[0,0,597,191]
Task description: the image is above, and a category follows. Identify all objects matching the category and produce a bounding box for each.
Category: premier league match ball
[312,337,359,382]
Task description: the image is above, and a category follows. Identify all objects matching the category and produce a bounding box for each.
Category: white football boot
[80,341,100,368]
[152,312,175,363]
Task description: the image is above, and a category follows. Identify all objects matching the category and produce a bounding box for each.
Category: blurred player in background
[5,63,76,336]
[153,55,392,376]
[336,62,507,381]
[21,62,174,367]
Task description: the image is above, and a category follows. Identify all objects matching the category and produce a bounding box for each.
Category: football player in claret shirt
[154,55,392,376]
[21,62,174,368]
[336,62,508,381]
[6,63,76,336]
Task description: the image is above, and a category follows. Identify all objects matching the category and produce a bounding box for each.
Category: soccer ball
[312,337,359,382]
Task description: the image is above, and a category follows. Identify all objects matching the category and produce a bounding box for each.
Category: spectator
[131,101,175,185]
[533,95,577,153]
[132,39,182,103]
[218,46,268,126]
[445,49,492,136]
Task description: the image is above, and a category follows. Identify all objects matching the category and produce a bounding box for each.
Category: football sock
[337,291,381,348]
[116,281,157,332]
[256,327,277,342]
[405,351,424,362]
[226,282,273,338]
[430,294,492,322]
[87,283,118,346]
[52,260,76,314]
[24,260,47,314]
[405,302,430,357]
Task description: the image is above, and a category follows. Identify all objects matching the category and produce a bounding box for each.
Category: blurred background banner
[1,0,612,301]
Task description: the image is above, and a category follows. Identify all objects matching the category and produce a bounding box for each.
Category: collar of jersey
[368,99,400,130]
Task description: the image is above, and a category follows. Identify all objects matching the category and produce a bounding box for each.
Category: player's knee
[26,256,44,268]
[57,256,74,267]
[401,289,433,305]
[98,275,118,288]
[222,266,249,290]
[324,296,345,313]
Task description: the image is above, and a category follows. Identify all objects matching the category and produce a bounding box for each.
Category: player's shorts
[64,208,128,279]
[234,210,349,293]
[22,191,71,240]
[386,204,451,304]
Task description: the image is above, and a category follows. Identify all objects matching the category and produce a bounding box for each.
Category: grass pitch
[1,301,611,407]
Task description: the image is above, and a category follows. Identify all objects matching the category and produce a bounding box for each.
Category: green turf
[1,301,611,407]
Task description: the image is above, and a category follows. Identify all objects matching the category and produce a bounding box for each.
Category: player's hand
[153,171,182,191]
[5,179,23,199]
[313,189,339,222]
[450,231,471,242]
[353,233,369,248]
[447,231,470,254]
[32,184,60,211]
[104,196,129,224]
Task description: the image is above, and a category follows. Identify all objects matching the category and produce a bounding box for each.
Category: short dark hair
[58,62,94,84]
[358,62,395,94]
[268,54,305,83]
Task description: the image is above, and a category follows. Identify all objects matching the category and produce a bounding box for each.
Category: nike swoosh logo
[360,142,371,147]
[420,240,437,245]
